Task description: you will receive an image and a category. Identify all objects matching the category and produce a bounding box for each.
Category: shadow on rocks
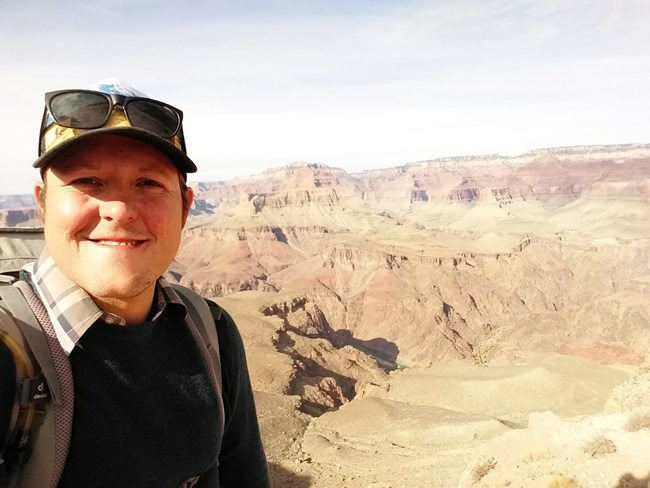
[615,472,650,488]
[334,330,400,372]
[269,462,312,488]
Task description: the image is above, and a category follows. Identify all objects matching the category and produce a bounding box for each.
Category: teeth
[96,241,138,247]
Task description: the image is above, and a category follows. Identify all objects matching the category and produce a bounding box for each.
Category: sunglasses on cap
[39,89,186,156]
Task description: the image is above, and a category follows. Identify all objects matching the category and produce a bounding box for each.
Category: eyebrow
[50,159,103,174]
[54,160,173,175]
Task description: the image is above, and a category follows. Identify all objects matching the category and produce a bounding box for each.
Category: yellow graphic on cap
[40,109,183,154]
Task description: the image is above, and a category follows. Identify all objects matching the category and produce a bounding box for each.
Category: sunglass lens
[50,92,111,128]
[127,100,180,138]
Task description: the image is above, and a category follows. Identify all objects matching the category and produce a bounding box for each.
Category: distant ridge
[243,143,650,178]
[521,142,650,155]
[2,143,648,200]
[367,142,650,173]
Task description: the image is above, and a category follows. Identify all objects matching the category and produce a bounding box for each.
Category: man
[0,80,270,487]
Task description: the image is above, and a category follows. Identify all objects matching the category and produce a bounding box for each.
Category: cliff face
[259,295,391,414]
[196,163,358,208]
[250,189,340,212]
[172,144,650,366]
[193,144,650,210]
[0,208,40,227]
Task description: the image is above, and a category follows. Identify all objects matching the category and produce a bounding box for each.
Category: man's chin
[82,276,156,302]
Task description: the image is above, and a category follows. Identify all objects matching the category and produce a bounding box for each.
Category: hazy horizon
[1,0,649,195]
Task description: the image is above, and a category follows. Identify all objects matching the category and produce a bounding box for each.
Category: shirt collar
[24,248,186,355]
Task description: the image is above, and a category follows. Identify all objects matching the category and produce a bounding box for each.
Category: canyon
[179,143,650,367]
[182,143,650,487]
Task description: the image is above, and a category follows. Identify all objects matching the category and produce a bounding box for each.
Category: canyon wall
[177,143,650,367]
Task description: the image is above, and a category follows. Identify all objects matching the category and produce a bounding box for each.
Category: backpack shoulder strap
[0,289,41,487]
[171,284,223,397]
[0,283,61,488]
[12,281,73,488]
[0,286,59,404]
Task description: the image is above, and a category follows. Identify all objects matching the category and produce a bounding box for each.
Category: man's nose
[98,195,138,223]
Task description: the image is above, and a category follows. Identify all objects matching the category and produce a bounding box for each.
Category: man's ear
[182,186,194,227]
[34,181,46,222]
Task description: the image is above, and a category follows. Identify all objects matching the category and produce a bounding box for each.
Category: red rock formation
[177,144,649,366]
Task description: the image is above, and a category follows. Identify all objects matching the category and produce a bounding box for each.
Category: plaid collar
[23,248,186,355]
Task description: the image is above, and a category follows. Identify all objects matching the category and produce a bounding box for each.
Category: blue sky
[1,0,649,195]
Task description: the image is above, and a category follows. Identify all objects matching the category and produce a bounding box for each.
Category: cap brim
[33,126,197,174]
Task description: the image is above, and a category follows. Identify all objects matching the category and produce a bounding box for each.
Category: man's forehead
[48,158,177,175]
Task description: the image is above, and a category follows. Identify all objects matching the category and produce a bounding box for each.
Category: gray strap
[17,402,55,488]
[14,281,72,488]
[0,302,29,453]
[0,283,59,488]
[0,285,60,404]
[171,284,222,392]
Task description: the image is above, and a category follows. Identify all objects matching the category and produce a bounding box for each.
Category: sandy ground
[259,353,650,488]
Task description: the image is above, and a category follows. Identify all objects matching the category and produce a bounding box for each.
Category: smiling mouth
[91,240,144,247]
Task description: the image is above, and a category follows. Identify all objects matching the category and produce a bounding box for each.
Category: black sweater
[1,300,269,488]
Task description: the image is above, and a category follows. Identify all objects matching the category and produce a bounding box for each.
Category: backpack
[0,227,224,488]
[0,228,45,285]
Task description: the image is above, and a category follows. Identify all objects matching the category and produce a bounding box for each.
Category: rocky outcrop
[189,198,215,215]
[262,296,340,344]
[0,208,40,227]
[434,301,477,360]
[321,237,536,272]
[194,162,358,209]
[263,295,389,415]
[183,276,278,297]
[184,225,332,243]
[322,246,409,271]
[446,187,480,203]
[250,189,340,212]
[606,356,650,412]
[410,190,429,202]
[185,226,285,242]
[490,187,514,201]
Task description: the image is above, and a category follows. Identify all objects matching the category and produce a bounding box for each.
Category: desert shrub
[472,339,496,365]
[625,409,650,432]
[521,449,553,464]
[615,472,650,488]
[582,435,617,458]
[471,456,497,483]
[547,475,581,488]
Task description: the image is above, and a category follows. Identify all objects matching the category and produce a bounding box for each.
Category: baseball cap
[33,78,197,175]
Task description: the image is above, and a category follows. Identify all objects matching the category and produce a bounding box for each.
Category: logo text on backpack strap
[20,374,51,406]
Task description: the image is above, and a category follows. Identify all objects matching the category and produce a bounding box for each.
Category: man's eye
[140,179,163,188]
[71,177,100,186]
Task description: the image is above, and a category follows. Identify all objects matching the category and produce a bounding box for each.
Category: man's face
[34,134,194,304]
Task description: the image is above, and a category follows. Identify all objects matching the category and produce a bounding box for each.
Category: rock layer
[176,143,650,367]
